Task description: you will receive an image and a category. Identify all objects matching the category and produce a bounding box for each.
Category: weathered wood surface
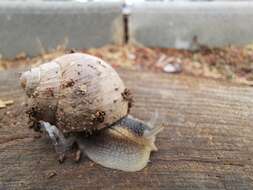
[0,69,253,190]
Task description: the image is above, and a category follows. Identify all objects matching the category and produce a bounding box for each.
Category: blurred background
[1,0,253,85]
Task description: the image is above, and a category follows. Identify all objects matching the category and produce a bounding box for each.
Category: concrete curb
[2,1,253,58]
[129,2,253,49]
[0,1,123,58]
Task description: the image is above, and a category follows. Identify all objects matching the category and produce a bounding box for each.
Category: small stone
[46,171,57,179]
[163,63,182,73]
[0,99,14,109]
[75,150,82,163]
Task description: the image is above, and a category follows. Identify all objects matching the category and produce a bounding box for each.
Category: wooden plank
[0,69,253,190]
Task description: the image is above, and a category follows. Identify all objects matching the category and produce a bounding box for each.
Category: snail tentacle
[39,121,75,155]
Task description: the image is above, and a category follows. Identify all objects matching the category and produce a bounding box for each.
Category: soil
[121,88,133,113]
[1,44,253,85]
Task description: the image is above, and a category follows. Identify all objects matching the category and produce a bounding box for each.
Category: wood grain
[0,69,253,190]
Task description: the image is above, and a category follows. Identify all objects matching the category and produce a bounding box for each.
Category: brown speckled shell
[25,53,129,133]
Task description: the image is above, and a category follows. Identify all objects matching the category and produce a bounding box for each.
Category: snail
[20,53,163,172]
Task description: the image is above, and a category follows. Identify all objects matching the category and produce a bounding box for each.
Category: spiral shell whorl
[22,53,130,134]
[20,67,41,97]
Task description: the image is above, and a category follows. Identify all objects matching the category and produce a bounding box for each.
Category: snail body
[78,115,163,172]
[39,115,163,172]
[20,53,163,172]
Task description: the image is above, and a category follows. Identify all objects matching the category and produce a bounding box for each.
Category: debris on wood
[74,149,82,163]
[0,99,14,109]
[46,171,57,179]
